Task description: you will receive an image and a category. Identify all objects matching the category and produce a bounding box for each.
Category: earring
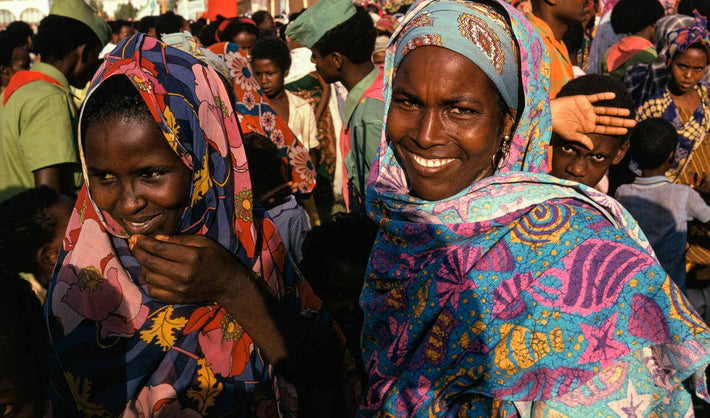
[492,135,511,170]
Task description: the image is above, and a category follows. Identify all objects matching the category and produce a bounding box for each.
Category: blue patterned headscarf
[393,1,519,110]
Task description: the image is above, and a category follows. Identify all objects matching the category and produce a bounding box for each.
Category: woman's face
[84,116,192,237]
[234,31,257,54]
[670,47,708,94]
[387,46,513,201]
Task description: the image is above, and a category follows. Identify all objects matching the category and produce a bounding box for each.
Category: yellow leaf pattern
[191,153,213,206]
[186,358,224,415]
[139,306,188,351]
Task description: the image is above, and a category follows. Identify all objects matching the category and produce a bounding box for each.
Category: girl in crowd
[45,34,351,416]
[360,0,710,415]
[636,12,710,184]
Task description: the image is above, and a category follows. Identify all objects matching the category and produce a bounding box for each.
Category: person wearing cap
[0,0,110,201]
[286,0,384,213]
[528,0,589,97]
[601,0,665,80]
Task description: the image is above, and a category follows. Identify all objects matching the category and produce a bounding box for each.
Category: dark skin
[668,47,708,113]
[311,47,375,91]
[531,0,589,40]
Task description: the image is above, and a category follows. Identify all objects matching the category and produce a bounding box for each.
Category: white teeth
[129,221,149,227]
[411,153,454,168]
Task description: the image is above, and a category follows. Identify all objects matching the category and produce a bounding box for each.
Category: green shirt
[343,67,385,194]
[0,62,82,201]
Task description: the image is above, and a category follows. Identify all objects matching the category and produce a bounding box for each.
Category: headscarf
[663,10,710,65]
[623,13,695,106]
[360,0,710,415]
[46,34,326,417]
[208,41,317,194]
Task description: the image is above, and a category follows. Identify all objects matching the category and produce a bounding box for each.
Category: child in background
[0,266,49,417]
[615,117,710,293]
[243,132,311,263]
[550,74,635,191]
[0,186,73,301]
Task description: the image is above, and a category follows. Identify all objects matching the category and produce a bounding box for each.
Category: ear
[330,52,344,72]
[283,68,289,79]
[612,140,630,164]
[36,244,59,274]
[502,109,517,140]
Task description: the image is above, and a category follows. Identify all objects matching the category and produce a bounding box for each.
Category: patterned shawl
[361,0,710,415]
[46,34,326,417]
[207,41,316,194]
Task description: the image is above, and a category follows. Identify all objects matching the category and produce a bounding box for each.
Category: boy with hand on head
[286,0,384,213]
[615,117,710,293]
[550,74,635,190]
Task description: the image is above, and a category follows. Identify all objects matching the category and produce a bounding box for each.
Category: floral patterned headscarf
[46,34,325,417]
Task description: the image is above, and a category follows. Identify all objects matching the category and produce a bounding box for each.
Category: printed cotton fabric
[46,34,326,417]
[360,0,710,415]
[208,41,316,194]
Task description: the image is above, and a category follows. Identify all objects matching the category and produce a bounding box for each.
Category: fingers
[592,106,632,117]
[585,92,616,104]
[594,115,636,130]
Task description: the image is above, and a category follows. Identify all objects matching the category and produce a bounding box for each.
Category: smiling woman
[359,0,710,415]
[45,34,350,417]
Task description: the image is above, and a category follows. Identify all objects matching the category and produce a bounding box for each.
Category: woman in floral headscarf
[360,0,710,415]
[45,34,349,417]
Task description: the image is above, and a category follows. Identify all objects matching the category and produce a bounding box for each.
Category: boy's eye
[590,154,607,162]
[560,145,575,154]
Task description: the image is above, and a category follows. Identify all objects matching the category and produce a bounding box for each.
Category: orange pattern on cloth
[527,13,574,98]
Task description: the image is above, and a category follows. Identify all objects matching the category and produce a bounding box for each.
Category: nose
[118,182,146,215]
[566,156,587,178]
[310,54,316,64]
[414,110,445,148]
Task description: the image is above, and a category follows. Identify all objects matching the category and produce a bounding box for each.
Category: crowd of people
[4,0,710,415]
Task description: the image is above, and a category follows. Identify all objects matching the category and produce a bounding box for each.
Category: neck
[633,26,654,43]
[533,8,568,40]
[340,61,375,91]
[268,86,287,102]
[641,166,668,177]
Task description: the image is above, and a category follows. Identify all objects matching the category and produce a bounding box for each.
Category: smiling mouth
[122,214,162,235]
[411,153,455,168]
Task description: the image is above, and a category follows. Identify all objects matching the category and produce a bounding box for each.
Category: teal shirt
[343,67,385,194]
[0,62,82,201]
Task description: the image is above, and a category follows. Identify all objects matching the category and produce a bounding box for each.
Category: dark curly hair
[80,75,154,140]
[0,186,63,275]
[629,118,679,170]
[312,6,376,64]
[35,15,101,64]
[250,36,291,72]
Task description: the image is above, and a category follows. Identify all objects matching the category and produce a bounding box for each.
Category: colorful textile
[285,72,337,182]
[602,35,656,78]
[207,41,316,194]
[527,12,574,98]
[46,34,328,417]
[360,0,710,415]
[663,10,710,66]
[623,14,694,106]
[636,83,710,182]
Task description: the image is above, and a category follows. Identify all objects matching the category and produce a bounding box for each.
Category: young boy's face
[251,58,286,99]
[550,133,629,187]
